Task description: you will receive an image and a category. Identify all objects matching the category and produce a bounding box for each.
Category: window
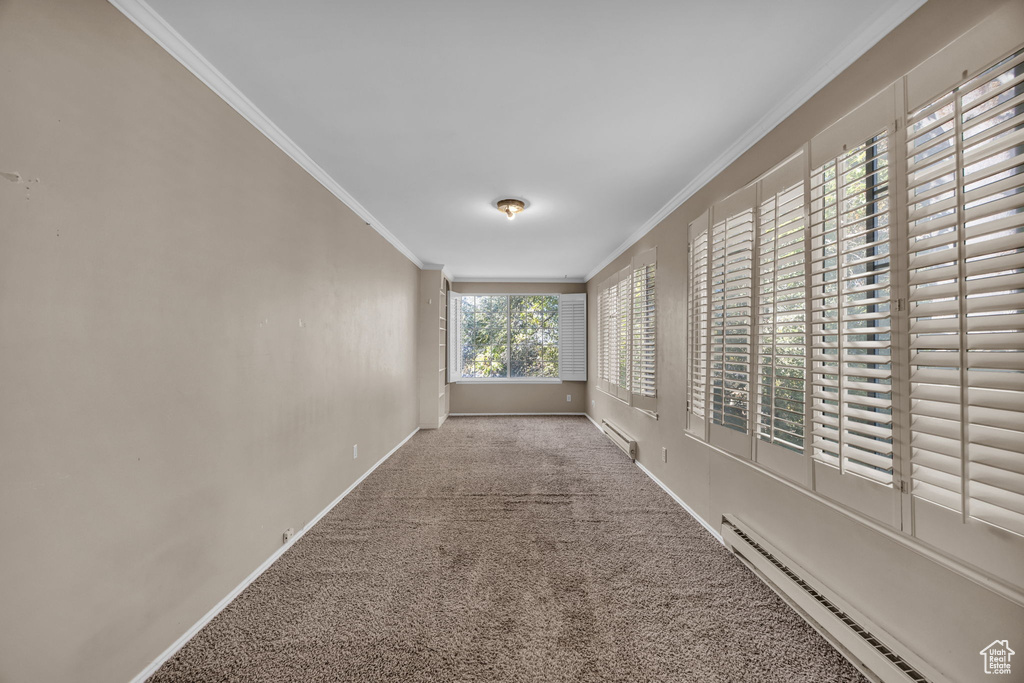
[598,267,631,400]
[687,214,710,435]
[632,250,657,411]
[756,154,808,460]
[686,90,899,510]
[906,47,1024,537]
[597,250,658,410]
[710,194,755,439]
[810,129,895,486]
[682,20,1024,586]
[448,293,586,382]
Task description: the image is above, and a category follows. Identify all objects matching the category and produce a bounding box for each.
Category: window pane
[460,295,508,378]
[510,295,559,378]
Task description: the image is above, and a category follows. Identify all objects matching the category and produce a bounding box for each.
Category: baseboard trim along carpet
[450,412,587,416]
[584,412,723,544]
[634,461,724,544]
[130,426,420,683]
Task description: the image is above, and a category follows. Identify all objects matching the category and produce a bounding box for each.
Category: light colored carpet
[150,415,866,682]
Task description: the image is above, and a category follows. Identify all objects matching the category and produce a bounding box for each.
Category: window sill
[595,386,630,404]
[595,387,659,418]
[455,378,563,385]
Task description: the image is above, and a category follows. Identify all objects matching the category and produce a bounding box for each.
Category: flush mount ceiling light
[496,198,526,221]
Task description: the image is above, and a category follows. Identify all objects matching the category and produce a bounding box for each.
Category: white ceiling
[127,0,924,281]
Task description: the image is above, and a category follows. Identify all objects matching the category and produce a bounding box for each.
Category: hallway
[151,417,863,682]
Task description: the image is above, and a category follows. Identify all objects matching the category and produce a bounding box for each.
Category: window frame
[449,292,586,384]
[596,250,659,416]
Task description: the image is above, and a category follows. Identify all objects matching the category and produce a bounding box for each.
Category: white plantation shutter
[614,266,632,400]
[907,48,1024,537]
[597,257,658,411]
[709,186,756,457]
[688,212,710,436]
[631,249,657,411]
[754,153,809,480]
[810,133,895,482]
[808,88,898,525]
[448,292,462,382]
[597,281,609,390]
[598,274,619,395]
[672,9,1024,582]
[558,293,587,381]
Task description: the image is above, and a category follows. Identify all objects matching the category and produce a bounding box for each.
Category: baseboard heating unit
[601,420,637,461]
[721,515,945,683]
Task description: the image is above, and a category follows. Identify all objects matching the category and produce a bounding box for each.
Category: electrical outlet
[662,447,667,463]
[566,394,572,402]
[591,400,595,408]
[282,528,295,543]
[353,444,358,459]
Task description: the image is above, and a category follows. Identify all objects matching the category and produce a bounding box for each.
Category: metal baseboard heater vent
[721,515,941,683]
[601,420,637,461]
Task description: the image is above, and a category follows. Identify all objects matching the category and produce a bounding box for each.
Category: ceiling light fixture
[496,198,525,221]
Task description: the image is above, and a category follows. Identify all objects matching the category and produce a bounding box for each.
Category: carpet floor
[150,416,866,682]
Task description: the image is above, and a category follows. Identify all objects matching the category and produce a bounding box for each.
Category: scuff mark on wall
[1,174,41,200]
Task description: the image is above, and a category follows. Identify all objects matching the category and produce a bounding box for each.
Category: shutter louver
[757,164,808,454]
[710,206,755,434]
[810,129,895,485]
[631,249,656,409]
[558,294,587,381]
[689,217,710,434]
[907,48,1024,535]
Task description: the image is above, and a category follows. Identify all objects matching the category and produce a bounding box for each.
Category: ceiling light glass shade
[497,199,525,220]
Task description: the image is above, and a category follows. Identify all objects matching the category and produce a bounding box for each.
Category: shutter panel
[809,95,896,489]
[558,293,587,381]
[631,249,656,411]
[709,186,756,456]
[448,292,462,382]
[688,212,710,436]
[615,266,632,401]
[596,282,606,389]
[907,47,1024,536]
[754,152,809,479]
[599,274,618,395]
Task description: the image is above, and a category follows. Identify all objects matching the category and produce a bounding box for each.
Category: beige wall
[450,282,586,414]
[586,1,1024,681]
[0,1,419,682]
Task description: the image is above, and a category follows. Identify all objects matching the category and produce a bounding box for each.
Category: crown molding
[421,263,455,282]
[451,276,587,284]
[107,0,424,270]
[584,0,927,283]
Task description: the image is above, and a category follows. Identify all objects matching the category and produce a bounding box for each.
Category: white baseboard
[449,412,586,416]
[634,461,723,544]
[130,426,420,683]
[584,412,723,545]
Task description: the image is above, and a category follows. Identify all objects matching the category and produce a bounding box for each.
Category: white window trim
[457,378,563,385]
[449,292,584,384]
